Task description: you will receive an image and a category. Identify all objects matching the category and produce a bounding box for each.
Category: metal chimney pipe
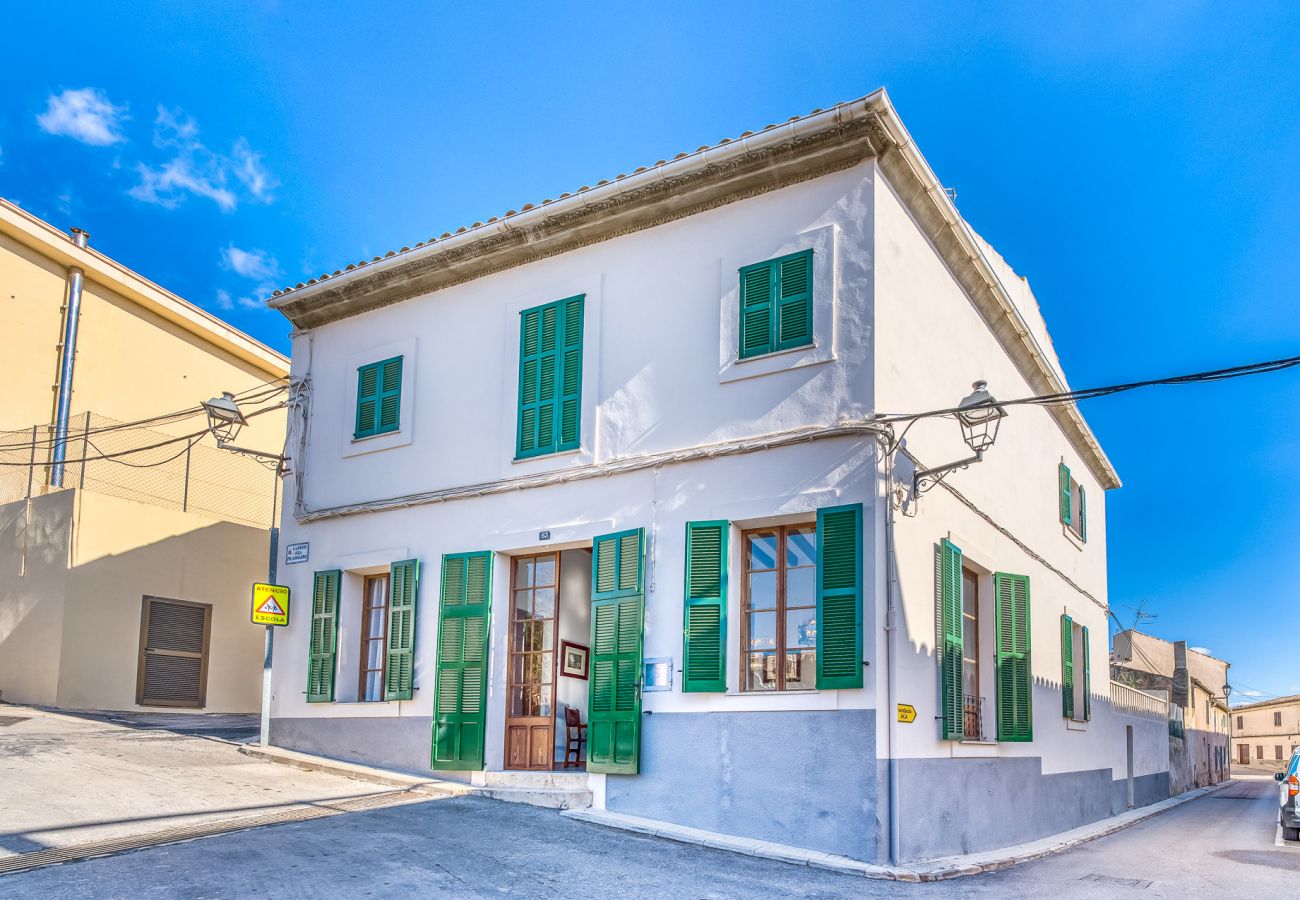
[50,227,90,488]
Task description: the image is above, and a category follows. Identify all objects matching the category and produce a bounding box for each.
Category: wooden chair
[563,707,587,768]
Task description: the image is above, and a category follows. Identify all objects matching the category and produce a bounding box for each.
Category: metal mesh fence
[0,411,279,529]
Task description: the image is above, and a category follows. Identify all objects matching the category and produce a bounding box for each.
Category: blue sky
[3,2,1297,700]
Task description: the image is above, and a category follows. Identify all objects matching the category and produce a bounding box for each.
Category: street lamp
[913,381,1007,494]
[203,389,287,750]
[202,391,247,444]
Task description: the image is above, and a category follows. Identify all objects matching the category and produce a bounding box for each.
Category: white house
[264,89,1168,864]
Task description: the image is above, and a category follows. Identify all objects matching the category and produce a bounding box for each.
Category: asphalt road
[1,709,1295,898]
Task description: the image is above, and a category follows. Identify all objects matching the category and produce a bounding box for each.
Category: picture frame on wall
[560,641,589,680]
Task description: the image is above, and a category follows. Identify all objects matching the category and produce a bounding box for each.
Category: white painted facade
[267,91,1164,863]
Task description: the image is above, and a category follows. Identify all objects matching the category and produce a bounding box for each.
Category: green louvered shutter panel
[994,573,1033,741]
[376,357,402,433]
[1078,484,1087,542]
[517,297,584,457]
[1082,625,1091,721]
[775,250,813,350]
[1060,613,1074,719]
[558,295,584,450]
[1058,463,1072,526]
[682,521,728,693]
[355,364,380,438]
[588,528,645,774]
[739,262,774,358]
[384,558,419,701]
[431,551,492,770]
[939,539,964,740]
[307,570,340,702]
[816,503,863,689]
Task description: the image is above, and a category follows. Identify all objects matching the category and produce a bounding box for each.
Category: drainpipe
[50,227,89,488]
[882,450,902,865]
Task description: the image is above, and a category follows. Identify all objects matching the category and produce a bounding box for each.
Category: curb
[562,780,1237,882]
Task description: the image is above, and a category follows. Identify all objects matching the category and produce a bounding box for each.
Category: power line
[0,400,285,467]
[874,353,1300,426]
[0,380,287,453]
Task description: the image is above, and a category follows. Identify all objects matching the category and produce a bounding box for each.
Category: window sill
[1061,522,1086,550]
[719,341,833,384]
[952,740,1002,758]
[352,429,400,443]
[343,427,412,459]
[512,447,582,465]
[1066,718,1089,731]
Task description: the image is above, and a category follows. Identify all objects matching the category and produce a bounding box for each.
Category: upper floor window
[1058,463,1087,541]
[516,295,584,459]
[1277,711,1283,727]
[1237,715,1244,729]
[354,356,403,439]
[741,525,817,691]
[738,249,813,359]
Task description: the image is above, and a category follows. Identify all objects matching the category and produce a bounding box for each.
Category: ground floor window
[741,525,817,691]
[358,573,390,701]
[1258,745,1265,759]
[1278,745,1285,761]
[137,596,212,708]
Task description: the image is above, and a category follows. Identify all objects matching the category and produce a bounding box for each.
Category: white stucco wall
[871,168,1131,778]
[271,162,884,750]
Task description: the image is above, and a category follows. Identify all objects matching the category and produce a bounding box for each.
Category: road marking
[1272,823,1300,851]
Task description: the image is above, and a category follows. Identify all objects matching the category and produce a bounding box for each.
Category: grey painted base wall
[605,709,880,862]
[896,755,1170,861]
[271,715,435,777]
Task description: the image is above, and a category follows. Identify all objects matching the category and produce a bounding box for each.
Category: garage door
[137,597,212,708]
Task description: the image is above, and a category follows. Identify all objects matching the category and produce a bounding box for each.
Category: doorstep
[561,780,1237,882]
[239,745,593,810]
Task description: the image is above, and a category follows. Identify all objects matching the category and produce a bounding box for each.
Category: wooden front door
[505,553,559,770]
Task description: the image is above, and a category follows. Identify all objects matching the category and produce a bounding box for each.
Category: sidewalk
[239,738,1236,882]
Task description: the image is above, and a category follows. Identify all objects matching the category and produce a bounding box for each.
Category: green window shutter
[816,503,863,689]
[1078,484,1087,543]
[739,262,774,358]
[355,356,402,438]
[1082,625,1091,721]
[1060,613,1074,719]
[775,250,813,349]
[682,521,728,693]
[384,558,419,701]
[588,528,645,774]
[517,296,584,457]
[307,570,340,702]
[1058,463,1072,526]
[739,250,814,360]
[994,572,1033,741]
[431,551,492,770]
[939,539,964,740]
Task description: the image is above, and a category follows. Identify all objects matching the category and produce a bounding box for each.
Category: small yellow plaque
[897,703,917,723]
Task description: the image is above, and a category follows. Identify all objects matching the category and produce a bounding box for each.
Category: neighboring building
[264,88,1169,865]
[1232,695,1300,769]
[0,198,288,713]
[1111,630,1232,790]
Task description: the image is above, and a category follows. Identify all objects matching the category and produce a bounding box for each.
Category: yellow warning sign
[897,703,917,724]
[251,583,291,626]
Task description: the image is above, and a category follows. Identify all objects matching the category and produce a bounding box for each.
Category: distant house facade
[0,199,288,713]
[1111,630,1231,790]
[1232,696,1300,769]
[265,89,1169,864]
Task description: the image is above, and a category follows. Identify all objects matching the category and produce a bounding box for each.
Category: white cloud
[214,289,234,311]
[237,296,266,311]
[128,106,275,212]
[1189,646,1212,656]
[221,245,279,280]
[37,88,127,146]
[1240,690,1264,698]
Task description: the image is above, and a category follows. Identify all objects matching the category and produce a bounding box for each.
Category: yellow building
[0,198,288,713]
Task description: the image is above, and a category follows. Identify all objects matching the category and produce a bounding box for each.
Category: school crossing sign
[250,583,291,626]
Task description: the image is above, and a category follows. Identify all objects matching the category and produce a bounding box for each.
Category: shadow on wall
[0,490,271,713]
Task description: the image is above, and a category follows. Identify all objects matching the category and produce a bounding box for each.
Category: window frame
[1276,711,1283,727]
[1058,463,1087,543]
[357,573,390,702]
[960,568,981,739]
[739,523,818,693]
[737,249,815,361]
[515,295,584,460]
[354,356,403,440]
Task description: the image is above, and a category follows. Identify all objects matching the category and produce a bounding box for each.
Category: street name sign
[285,542,310,565]
[897,703,917,723]
[251,583,291,626]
